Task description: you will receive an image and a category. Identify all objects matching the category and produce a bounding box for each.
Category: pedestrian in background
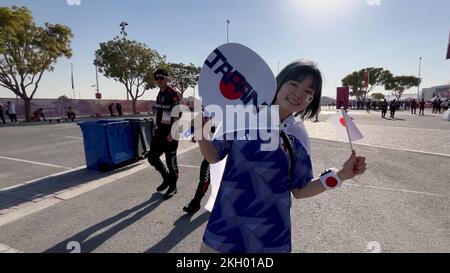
[32,108,46,121]
[6,101,17,123]
[0,103,5,124]
[381,99,388,118]
[108,103,115,116]
[67,107,76,121]
[419,99,425,116]
[410,99,417,115]
[116,102,123,116]
[389,99,397,119]
[147,68,181,199]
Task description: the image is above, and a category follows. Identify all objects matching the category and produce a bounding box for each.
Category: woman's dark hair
[153,68,169,78]
[271,60,322,119]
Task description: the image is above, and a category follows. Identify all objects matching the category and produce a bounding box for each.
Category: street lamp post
[226,19,230,43]
[119,20,129,100]
[95,64,99,94]
[94,64,101,117]
[71,62,75,100]
[417,57,422,100]
[120,20,128,39]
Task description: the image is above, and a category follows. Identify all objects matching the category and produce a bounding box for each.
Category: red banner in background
[363,70,369,88]
[0,98,154,119]
[336,87,350,110]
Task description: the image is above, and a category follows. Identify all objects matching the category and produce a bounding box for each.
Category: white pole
[341,108,354,152]
[71,63,75,100]
[417,57,422,99]
[226,19,230,43]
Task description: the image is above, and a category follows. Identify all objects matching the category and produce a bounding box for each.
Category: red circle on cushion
[220,80,243,100]
[326,177,338,188]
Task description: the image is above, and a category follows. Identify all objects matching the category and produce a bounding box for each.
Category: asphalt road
[0,109,449,253]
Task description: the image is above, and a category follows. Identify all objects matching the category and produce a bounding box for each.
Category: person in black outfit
[148,69,181,199]
[419,99,426,115]
[116,102,122,116]
[183,114,216,213]
[381,99,388,118]
[389,99,397,118]
[183,159,211,213]
[108,103,115,116]
[410,99,417,115]
[0,103,5,124]
[67,107,76,121]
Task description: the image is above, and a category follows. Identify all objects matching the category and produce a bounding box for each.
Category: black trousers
[148,128,179,183]
[8,114,17,122]
[0,111,5,124]
[191,159,211,200]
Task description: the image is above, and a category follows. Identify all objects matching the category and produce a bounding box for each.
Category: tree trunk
[24,97,32,122]
[132,99,137,114]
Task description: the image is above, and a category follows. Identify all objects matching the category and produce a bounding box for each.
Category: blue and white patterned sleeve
[291,146,314,190]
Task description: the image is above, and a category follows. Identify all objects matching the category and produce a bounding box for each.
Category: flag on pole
[446,31,450,60]
[328,109,364,142]
[364,69,369,88]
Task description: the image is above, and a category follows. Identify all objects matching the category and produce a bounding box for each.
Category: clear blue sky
[1,0,449,100]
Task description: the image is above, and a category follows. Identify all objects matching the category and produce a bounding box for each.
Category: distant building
[320,96,336,106]
[421,84,450,101]
[400,93,418,100]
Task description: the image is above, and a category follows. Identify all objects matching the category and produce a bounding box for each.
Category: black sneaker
[163,187,177,199]
[183,200,201,214]
[156,180,170,192]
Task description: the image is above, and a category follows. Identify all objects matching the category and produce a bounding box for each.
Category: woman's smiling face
[275,75,316,117]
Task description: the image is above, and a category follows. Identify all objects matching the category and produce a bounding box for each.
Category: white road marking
[0,144,200,193]
[0,144,199,227]
[344,182,445,197]
[0,156,72,170]
[65,136,83,140]
[0,166,86,192]
[355,124,450,133]
[310,138,450,158]
[0,242,23,253]
[178,164,200,169]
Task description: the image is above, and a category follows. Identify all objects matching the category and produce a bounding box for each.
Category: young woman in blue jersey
[197,60,367,253]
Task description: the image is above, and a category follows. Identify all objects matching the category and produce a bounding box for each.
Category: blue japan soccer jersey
[203,116,314,253]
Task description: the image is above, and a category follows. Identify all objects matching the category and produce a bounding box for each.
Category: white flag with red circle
[327,110,364,142]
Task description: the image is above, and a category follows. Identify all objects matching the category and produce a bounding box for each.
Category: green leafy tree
[94,37,166,114]
[57,95,69,100]
[0,6,73,121]
[384,76,420,100]
[371,93,385,101]
[341,68,392,100]
[167,62,201,97]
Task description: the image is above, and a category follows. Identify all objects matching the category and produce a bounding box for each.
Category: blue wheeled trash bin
[78,120,136,171]
[126,118,154,160]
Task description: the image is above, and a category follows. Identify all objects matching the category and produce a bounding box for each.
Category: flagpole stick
[341,108,354,152]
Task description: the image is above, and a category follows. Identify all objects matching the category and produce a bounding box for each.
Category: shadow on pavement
[44,192,164,253]
[0,162,141,211]
[383,117,405,121]
[144,211,211,253]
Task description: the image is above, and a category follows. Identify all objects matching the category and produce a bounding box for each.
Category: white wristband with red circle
[320,168,342,190]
